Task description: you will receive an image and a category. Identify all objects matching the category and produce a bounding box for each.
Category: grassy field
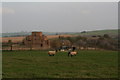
[73,29,118,36]
[2,50,118,78]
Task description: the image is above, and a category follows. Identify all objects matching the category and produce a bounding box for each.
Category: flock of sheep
[48,50,78,57]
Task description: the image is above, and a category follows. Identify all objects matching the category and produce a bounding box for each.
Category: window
[41,44,43,47]
[34,33,36,36]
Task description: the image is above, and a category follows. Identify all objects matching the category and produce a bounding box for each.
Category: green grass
[2,50,118,78]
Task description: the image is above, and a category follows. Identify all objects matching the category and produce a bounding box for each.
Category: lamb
[68,51,78,57]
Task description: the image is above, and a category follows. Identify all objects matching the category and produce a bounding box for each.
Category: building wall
[23,32,50,49]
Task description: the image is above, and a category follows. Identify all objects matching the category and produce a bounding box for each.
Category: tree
[97,38,116,50]
[8,40,13,51]
[50,40,61,49]
[75,40,87,50]
[103,34,110,38]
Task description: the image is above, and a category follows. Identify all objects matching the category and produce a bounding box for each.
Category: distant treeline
[50,34,119,51]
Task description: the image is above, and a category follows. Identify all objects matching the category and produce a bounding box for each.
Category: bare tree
[75,40,86,50]
[50,40,61,49]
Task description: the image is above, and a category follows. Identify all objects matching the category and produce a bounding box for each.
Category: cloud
[0,7,15,14]
[81,10,91,15]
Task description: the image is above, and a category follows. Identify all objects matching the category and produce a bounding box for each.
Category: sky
[1,2,118,33]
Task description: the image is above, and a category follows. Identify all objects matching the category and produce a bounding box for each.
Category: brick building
[23,32,50,49]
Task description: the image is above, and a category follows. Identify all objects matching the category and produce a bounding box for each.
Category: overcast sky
[1,2,118,33]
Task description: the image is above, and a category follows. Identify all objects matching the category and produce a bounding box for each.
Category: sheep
[68,51,78,57]
[48,50,57,56]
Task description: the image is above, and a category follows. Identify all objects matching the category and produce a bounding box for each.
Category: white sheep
[48,50,57,56]
[68,51,78,57]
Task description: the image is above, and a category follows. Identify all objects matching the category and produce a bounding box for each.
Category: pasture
[2,50,118,78]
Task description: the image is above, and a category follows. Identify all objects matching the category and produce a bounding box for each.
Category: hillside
[72,29,118,37]
[1,29,118,37]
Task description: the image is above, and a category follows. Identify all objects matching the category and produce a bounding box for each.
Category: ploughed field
[2,50,118,78]
[1,34,74,43]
